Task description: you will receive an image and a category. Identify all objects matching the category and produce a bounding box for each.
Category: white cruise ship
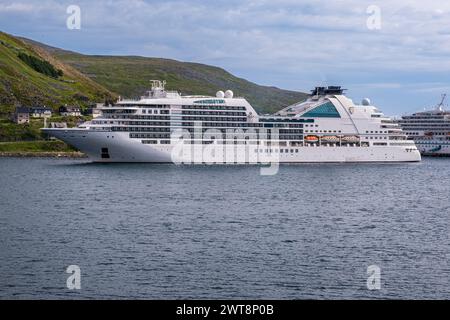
[397,95,450,156]
[42,81,421,163]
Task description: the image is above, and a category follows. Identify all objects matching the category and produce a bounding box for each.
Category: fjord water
[0,158,449,299]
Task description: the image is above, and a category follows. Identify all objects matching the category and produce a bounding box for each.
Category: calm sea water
[0,157,449,299]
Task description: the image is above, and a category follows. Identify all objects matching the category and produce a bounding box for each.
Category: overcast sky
[1,0,450,115]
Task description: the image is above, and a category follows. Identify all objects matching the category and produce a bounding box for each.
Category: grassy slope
[0,31,116,114]
[0,31,116,148]
[43,47,308,114]
[0,116,90,142]
[0,117,44,141]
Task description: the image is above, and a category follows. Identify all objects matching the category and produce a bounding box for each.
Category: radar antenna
[150,80,166,90]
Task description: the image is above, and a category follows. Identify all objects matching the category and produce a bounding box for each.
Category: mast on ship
[143,80,168,98]
[436,94,447,112]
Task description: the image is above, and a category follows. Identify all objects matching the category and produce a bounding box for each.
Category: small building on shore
[59,105,81,117]
[30,106,52,118]
[12,107,30,124]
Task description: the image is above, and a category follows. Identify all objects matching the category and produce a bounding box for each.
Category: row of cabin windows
[116,121,173,126]
[181,122,304,128]
[256,149,300,154]
[362,136,388,140]
[182,111,247,116]
[140,140,379,148]
[100,115,305,128]
[181,129,303,138]
[102,109,136,114]
[141,140,170,144]
[197,122,262,128]
[365,130,389,134]
[118,127,171,132]
[112,127,168,131]
[112,124,304,132]
[114,127,171,132]
[130,132,302,140]
[406,132,449,136]
[180,140,305,146]
[400,121,450,124]
[182,116,247,122]
[305,129,342,133]
[401,116,447,120]
[402,122,450,130]
[135,134,296,140]
[279,129,303,134]
[253,144,366,154]
[142,109,158,114]
[417,140,450,144]
[181,128,302,133]
[141,140,308,146]
[130,104,170,108]
[130,133,171,139]
[260,118,314,123]
[107,120,302,128]
[182,105,246,111]
[102,115,171,120]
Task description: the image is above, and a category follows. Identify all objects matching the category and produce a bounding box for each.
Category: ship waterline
[43,81,421,163]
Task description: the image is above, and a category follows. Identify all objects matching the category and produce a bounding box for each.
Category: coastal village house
[59,105,81,117]
[12,107,30,124]
[30,106,52,118]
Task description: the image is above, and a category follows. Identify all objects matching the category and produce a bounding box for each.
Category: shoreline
[0,151,87,158]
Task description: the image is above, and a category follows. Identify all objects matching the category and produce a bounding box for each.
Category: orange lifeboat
[305,135,319,143]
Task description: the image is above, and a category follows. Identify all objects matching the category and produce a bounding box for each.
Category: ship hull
[43,129,422,163]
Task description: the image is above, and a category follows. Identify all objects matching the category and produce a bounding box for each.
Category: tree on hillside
[18,52,64,79]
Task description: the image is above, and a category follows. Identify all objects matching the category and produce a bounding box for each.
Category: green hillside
[0,32,309,149]
[0,31,116,115]
[32,42,308,114]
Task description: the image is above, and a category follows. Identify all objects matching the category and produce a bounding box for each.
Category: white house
[59,105,81,117]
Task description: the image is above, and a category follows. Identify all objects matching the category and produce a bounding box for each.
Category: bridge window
[301,102,341,118]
